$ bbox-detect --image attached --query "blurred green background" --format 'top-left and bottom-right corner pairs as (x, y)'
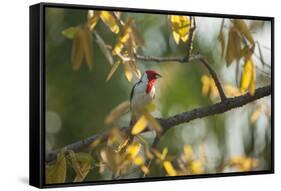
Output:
(45, 7), (272, 180)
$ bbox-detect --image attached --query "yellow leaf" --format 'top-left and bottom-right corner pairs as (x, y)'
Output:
(127, 143), (141, 158)
(239, 46), (250, 59)
(74, 160), (91, 182)
(160, 147), (168, 161)
(107, 128), (124, 146)
(170, 15), (190, 44)
(190, 160), (204, 174)
(201, 75), (211, 96)
(224, 85), (242, 97)
(112, 19), (133, 55)
(241, 158), (258, 171)
(105, 101), (130, 125)
(128, 61), (141, 79)
(82, 26), (94, 70)
(71, 25), (94, 71)
(88, 10), (100, 31)
(201, 75), (219, 99)
(240, 56), (255, 95)
(68, 150), (83, 178)
(249, 62), (256, 96)
(75, 152), (93, 163)
(73, 153), (92, 182)
(225, 27), (241, 66)
(152, 149), (163, 160)
(199, 144), (206, 162)
(172, 31), (180, 44)
(163, 161), (177, 176)
(229, 156), (258, 171)
(234, 19), (255, 45)
(143, 111), (162, 134)
(123, 62), (133, 82)
(133, 155), (144, 165)
(71, 27), (84, 70)
(183, 145), (193, 161)
(106, 60), (121, 82)
(250, 107), (262, 124)
(218, 29), (225, 59)
(100, 11), (120, 34)
(89, 138), (101, 149)
(229, 156), (245, 165)
(140, 165), (149, 175)
(131, 115), (148, 135)
(133, 155), (149, 174)
(100, 148), (122, 173)
(46, 152), (67, 184)
(217, 19), (225, 58)
(117, 137), (130, 152)
(202, 75), (242, 99)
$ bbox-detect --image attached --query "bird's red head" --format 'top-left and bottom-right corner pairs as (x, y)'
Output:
(145, 70), (162, 81)
(144, 70), (162, 94)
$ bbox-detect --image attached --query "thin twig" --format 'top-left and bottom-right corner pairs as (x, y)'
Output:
(135, 53), (227, 102)
(198, 57), (227, 101)
(184, 16), (196, 62)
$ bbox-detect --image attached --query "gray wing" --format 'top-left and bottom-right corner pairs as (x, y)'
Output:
(130, 81), (142, 109)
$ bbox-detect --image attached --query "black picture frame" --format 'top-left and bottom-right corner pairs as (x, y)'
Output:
(30, 2), (274, 188)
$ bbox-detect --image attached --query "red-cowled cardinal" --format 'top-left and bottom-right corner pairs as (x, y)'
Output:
(130, 70), (162, 124)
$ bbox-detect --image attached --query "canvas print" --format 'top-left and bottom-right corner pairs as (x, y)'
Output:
(44, 6), (272, 185)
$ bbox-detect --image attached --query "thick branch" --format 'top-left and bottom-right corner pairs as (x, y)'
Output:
(46, 85), (271, 163)
(159, 85), (271, 131)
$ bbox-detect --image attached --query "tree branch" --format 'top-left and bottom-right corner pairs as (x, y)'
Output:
(135, 53), (227, 102)
(46, 85), (271, 163)
(134, 53), (202, 63)
(198, 57), (227, 101)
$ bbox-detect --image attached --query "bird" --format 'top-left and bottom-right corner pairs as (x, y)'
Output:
(130, 70), (162, 124)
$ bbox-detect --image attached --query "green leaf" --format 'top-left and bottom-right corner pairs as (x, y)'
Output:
(106, 60), (121, 82)
(68, 150), (83, 178)
(71, 27), (84, 70)
(225, 27), (241, 66)
(234, 19), (255, 45)
(62, 27), (78, 39)
(105, 101), (130, 125)
(46, 152), (67, 184)
(81, 26), (94, 70)
(73, 153), (93, 182)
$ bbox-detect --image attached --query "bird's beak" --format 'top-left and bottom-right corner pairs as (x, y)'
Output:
(155, 73), (162, 79)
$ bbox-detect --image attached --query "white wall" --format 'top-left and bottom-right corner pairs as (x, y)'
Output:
(0, 0), (278, 190)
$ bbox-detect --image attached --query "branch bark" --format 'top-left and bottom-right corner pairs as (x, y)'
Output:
(46, 85), (271, 163)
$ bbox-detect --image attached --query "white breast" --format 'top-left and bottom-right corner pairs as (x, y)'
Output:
(131, 80), (155, 117)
